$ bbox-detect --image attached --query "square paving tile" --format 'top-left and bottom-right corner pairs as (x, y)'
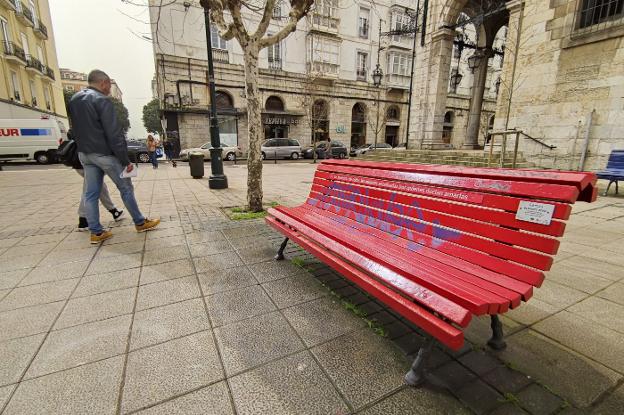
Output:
(532, 280), (589, 309)
(197, 266), (258, 296)
(86, 253), (142, 275)
(136, 276), (200, 311)
(0, 302), (64, 342)
(517, 383), (564, 415)
(135, 382), (234, 415)
(0, 237), (22, 249)
(145, 226), (185, 239)
(0, 269), (29, 290)
(38, 247), (97, 266)
(16, 233), (67, 246)
(228, 351), (348, 415)
(26, 314), (130, 379)
(122, 331), (223, 413)
(73, 268), (140, 298)
(188, 240), (233, 257)
(556, 255), (622, 281)
(96, 241), (145, 259)
(2, 242), (58, 258)
(131, 298), (210, 350)
(262, 273), (327, 309)
(17, 261), (89, 287)
(143, 245), (190, 266)
(282, 296), (366, 347)
(358, 387), (469, 415)
(312, 328), (409, 409)
(0, 255), (44, 272)
(204, 285), (276, 327)
(0, 279), (78, 312)
(568, 296), (624, 334)
(0, 334), (44, 386)
(140, 259), (195, 285)
(193, 251), (243, 273)
(248, 260), (306, 283)
(237, 245), (279, 265)
(0, 384), (16, 410)
(214, 311), (305, 376)
(185, 231), (226, 245)
(144, 235), (187, 250)
(3, 356), (124, 414)
(455, 379), (503, 415)
(597, 282), (624, 306)
(55, 287), (136, 329)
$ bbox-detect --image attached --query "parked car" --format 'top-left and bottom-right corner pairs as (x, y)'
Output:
(261, 138), (302, 160)
(393, 143), (407, 150)
(179, 142), (243, 161)
(302, 141), (348, 159)
(127, 140), (164, 163)
(349, 142), (393, 157)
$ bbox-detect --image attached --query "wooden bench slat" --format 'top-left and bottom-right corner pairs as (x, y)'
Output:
(311, 181), (562, 253)
(314, 174), (567, 237)
(316, 171), (573, 220)
(275, 206), (511, 315)
(298, 203), (533, 302)
(266, 217), (466, 350)
(297, 204), (528, 310)
(323, 159), (597, 201)
(266, 212), (471, 327)
(319, 164), (581, 203)
(308, 191), (554, 271)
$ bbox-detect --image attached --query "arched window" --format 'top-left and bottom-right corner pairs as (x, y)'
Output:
(386, 106), (400, 121)
(215, 91), (234, 110)
(265, 96), (285, 112)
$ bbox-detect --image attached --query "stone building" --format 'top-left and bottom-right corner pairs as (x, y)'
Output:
(410, 0), (623, 170)
(60, 68), (124, 102)
(0, 0), (66, 123)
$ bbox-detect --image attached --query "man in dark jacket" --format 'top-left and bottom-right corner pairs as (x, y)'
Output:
(69, 69), (159, 244)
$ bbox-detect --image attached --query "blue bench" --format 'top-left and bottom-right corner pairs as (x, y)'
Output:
(597, 150), (624, 196)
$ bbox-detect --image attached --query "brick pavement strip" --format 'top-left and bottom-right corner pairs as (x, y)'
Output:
(0, 163), (623, 414)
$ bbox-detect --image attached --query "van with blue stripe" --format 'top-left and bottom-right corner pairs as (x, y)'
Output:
(0, 118), (68, 164)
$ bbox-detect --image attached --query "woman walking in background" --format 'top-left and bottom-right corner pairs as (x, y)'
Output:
(147, 134), (158, 169)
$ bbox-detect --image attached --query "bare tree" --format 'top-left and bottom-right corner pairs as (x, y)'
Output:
(199, 0), (314, 212)
(298, 76), (332, 163)
(363, 101), (389, 148)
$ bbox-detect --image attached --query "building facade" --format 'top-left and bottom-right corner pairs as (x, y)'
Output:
(60, 68), (123, 102)
(0, 0), (66, 122)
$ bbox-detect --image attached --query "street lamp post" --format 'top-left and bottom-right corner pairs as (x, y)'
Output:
(202, 5), (228, 189)
(372, 63), (383, 149)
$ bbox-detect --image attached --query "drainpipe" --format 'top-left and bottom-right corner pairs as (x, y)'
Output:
(578, 109), (594, 171)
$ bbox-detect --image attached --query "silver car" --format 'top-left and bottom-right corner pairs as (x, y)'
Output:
(261, 138), (302, 160)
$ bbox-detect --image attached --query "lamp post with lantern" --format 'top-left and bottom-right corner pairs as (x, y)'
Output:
(372, 63), (383, 149)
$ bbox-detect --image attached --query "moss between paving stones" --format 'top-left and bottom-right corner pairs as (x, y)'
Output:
(222, 202), (279, 220)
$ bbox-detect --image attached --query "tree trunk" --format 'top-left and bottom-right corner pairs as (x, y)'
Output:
(243, 45), (264, 212)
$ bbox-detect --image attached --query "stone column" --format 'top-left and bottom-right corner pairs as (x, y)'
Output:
(464, 48), (493, 149)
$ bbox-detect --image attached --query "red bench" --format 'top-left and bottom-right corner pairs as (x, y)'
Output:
(266, 159), (597, 386)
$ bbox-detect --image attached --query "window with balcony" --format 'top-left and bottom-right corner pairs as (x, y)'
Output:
(391, 10), (411, 41)
(358, 8), (370, 38)
(267, 37), (282, 70)
(37, 44), (45, 65)
(210, 25), (227, 50)
(272, 2), (281, 19)
(29, 0), (38, 22)
(43, 85), (52, 110)
(388, 52), (411, 76)
(0, 17), (10, 47)
(578, 0), (623, 28)
(312, 0), (339, 31)
(10, 71), (21, 101)
(29, 79), (37, 106)
(356, 51), (367, 80)
(308, 35), (340, 75)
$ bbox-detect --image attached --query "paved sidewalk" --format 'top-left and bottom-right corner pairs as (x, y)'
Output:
(0, 162), (622, 414)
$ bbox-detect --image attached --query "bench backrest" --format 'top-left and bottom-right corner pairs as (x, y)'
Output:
(606, 150), (624, 170)
(308, 160), (597, 289)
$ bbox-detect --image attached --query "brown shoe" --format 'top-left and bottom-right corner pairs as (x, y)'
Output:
(90, 230), (113, 244)
(135, 218), (161, 233)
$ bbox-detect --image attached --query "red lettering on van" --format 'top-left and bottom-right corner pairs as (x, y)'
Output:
(0, 129), (19, 137)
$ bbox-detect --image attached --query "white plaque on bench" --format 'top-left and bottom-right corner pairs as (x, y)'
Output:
(516, 201), (555, 225)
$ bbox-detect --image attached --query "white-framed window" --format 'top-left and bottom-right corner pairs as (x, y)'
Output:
(43, 85), (52, 110)
(358, 8), (370, 38)
(391, 10), (411, 41)
(310, 36), (340, 65)
(272, 2), (281, 19)
(0, 17), (10, 46)
(578, 0), (624, 28)
(29, 0), (38, 22)
(388, 52), (411, 76)
(29, 79), (37, 106)
(37, 45), (45, 64)
(20, 32), (29, 56)
(10, 71), (21, 101)
(210, 25), (227, 50)
(316, 0), (338, 17)
(267, 36), (282, 69)
(356, 51), (367, 79)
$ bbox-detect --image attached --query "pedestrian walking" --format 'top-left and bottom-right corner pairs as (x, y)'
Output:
(170, 131), (181, 168)
(68, 69), (160, 244)
(163, 139), (173, 162)
(67, 130), (124, 231)
(147, 134), (158, 169)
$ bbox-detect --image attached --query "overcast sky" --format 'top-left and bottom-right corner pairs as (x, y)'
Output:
(49, 0), (154, 139)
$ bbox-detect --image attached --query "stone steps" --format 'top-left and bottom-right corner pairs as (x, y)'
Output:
(357, 150), (535, 169)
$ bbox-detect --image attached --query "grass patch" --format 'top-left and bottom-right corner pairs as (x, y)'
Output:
(291, 257), (306, 268)
(223, 201), (279, 220)
(499, 392), (520, 405)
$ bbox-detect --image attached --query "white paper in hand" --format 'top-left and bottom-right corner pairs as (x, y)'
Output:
(120, 166), (138, 178)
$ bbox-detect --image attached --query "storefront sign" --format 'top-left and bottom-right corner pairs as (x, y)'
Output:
(262, 116), (299, 125)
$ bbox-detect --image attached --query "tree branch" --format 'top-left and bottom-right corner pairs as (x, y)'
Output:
(258, 0), (313, 48)
(253, 0), (276, 40)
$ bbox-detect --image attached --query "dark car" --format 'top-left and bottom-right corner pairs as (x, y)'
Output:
(302, 141), (348, 159)
(127, 140), (163, 163)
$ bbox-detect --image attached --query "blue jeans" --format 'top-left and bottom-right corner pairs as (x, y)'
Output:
(79, 153), (145, 234)
(148, 151), (158, 168)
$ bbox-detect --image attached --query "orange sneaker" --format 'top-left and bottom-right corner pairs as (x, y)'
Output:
(135, 218), (161, 233)
(90, 230), (113, 244)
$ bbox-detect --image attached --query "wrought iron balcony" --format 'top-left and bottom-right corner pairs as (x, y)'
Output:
(307, 61), (339, 78)
(34, 19), (48, 39)
(1, 0), (18, 11)
(212, 49), (229, 63)
(26, 55), (45, 73)
(356, 69), (367, 81)
(44, 66), (55, 80)
(3, 41), (27, 63)
(16, 2), (34, 26)
(268, 59), (282, 70)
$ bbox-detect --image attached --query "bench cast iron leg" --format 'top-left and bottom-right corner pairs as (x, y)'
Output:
(275, 237), (289, 261)
(487, 315), (507, 350)
(405, 336), (435, 386)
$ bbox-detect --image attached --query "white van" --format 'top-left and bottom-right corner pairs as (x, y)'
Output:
(0, 118), (68, 164)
